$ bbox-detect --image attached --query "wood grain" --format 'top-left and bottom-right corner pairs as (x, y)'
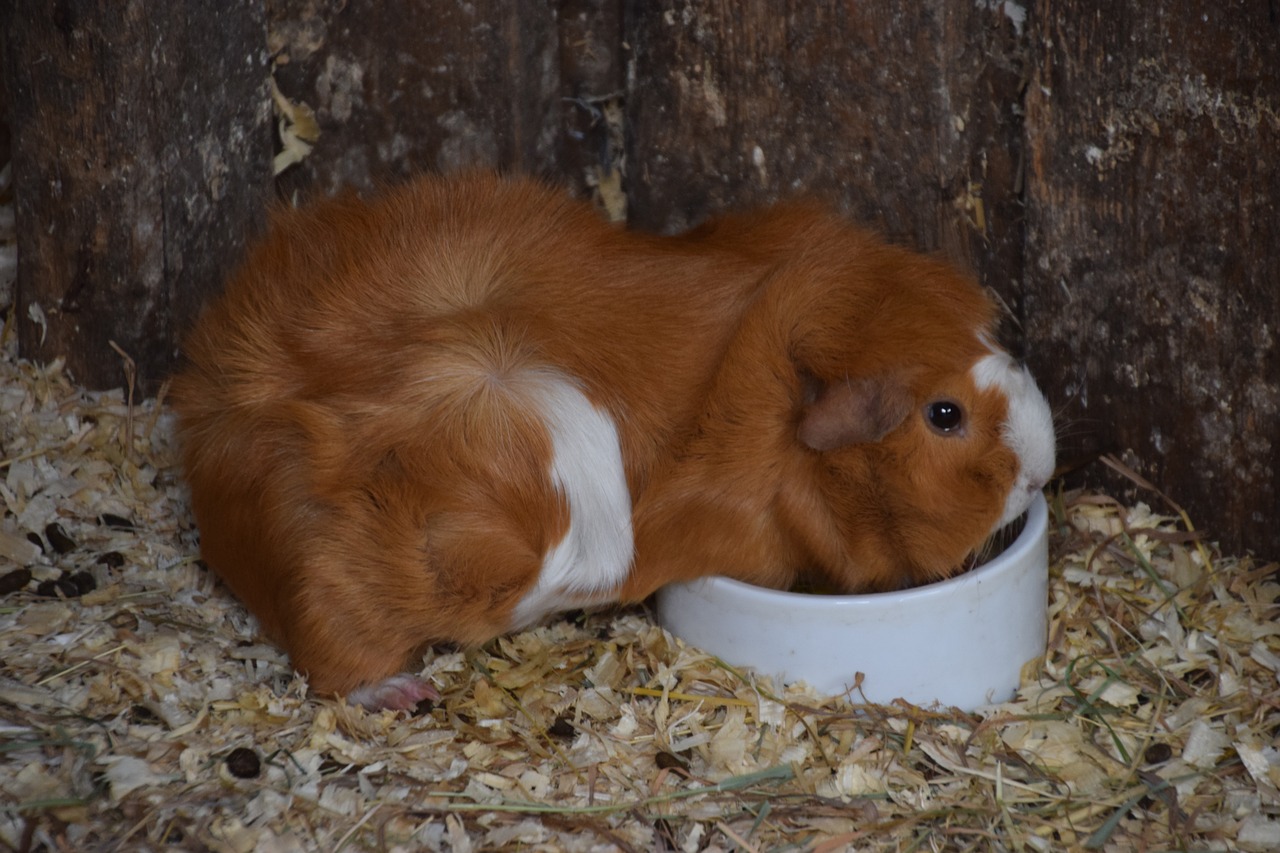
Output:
(3, 0), (273, 394)
(267, 0), (624, 200)
(1023, 1), (1280, 554)
(624, 1), (1030, 334)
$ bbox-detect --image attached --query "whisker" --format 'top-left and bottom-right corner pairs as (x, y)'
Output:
(972, 512), (1028, 570)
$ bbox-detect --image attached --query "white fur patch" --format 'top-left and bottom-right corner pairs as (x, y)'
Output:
(972, 352), (1056, 528)
(510, 375), (634, 627)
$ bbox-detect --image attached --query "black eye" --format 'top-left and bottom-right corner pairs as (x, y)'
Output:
(925, 400), (964, 434)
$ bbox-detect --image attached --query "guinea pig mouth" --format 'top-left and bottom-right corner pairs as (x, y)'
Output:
(967, 511), (1030, 572)
(792, 509), (1033, 594)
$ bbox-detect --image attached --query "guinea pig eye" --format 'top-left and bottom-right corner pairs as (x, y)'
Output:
(925, 400), (965, 435)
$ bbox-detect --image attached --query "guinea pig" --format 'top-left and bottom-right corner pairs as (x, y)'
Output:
(172, 172), (1055, 710)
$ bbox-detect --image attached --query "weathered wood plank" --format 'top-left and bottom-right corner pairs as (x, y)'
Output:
(624, 1), (1031, 332)
(1023, 2), (1280, 555)
(267, 0), (624, 201)
(3, 0), (274, 394)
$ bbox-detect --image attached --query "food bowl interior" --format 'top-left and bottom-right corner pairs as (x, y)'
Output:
(655, 492), (1050, 710)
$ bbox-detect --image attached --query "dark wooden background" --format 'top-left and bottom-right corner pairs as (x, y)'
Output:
(2, 1), (1277, 559)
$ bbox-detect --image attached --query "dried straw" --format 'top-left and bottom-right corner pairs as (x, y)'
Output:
(1, 328), (1277, 852)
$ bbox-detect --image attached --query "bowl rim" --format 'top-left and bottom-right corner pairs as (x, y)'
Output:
(670, 491), (1049, 610)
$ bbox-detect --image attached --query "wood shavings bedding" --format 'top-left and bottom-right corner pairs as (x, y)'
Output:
(1, 333), (1277, 853)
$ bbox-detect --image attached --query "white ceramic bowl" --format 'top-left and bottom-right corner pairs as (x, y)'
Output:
(655, 492), (1049, 710)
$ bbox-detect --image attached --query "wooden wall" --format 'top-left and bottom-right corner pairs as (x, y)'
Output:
(2, 1), (1276, 558)
(2, 2), (274, 391)
(1021, 4), (1280, 560)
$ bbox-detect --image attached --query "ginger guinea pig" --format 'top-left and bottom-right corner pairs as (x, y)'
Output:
(172, 173), (1055, 710)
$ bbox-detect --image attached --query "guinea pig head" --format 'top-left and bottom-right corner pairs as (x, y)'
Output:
(785, 251), (1055, 592)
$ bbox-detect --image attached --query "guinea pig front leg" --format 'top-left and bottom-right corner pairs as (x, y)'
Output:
(621, 468), (802, 601)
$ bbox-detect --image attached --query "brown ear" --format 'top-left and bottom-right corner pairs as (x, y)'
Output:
(798, 376), (913, 451)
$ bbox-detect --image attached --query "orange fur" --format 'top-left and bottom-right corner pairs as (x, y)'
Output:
(173, 173), (1026, 698)
(617, 206), (1020, 596)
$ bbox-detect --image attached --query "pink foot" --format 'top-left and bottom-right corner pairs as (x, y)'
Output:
(345, 674), (441, 711)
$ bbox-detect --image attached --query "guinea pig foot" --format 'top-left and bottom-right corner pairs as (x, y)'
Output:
(345, 674), (442, 712)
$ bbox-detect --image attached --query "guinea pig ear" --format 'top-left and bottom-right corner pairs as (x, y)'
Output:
(797, 375), (913, 451)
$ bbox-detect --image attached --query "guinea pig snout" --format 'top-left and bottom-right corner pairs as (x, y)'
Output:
(974, 357), (1056, 529)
